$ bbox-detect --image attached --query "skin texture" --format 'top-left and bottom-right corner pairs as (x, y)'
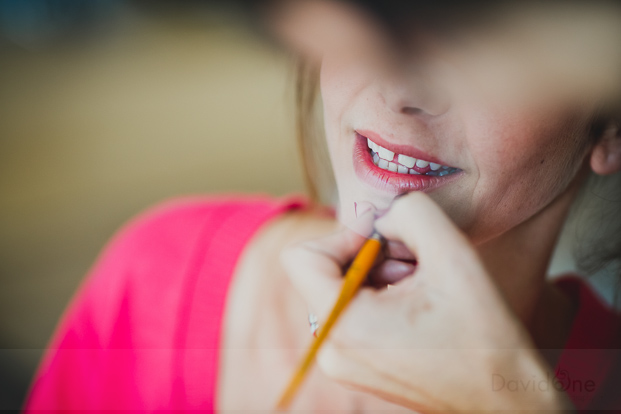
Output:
(282, 195), (574, 412)
(318, 46), (599, 323)
(320, 50), (593, 243)
(279, 49), (620, 412)
(218, 6), (621, 413)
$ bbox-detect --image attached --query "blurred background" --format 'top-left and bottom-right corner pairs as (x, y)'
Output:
(0, 0), (305, 409)
(0, 0), (618, 411)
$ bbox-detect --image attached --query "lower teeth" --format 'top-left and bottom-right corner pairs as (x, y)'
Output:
(426, 170), (453, 176)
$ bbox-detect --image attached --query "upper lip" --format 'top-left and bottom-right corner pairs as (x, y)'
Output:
(356, 129), (452, 167)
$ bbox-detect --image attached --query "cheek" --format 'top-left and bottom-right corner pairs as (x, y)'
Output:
(320, 56), (376, 132)
(320, 61), (348, 167)
(321, 58), (362, 122)
(320, 59), (371, 178)
(462, 110), (587, 242)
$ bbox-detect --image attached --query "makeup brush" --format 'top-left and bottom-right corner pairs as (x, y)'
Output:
(275, 231), (384, 411)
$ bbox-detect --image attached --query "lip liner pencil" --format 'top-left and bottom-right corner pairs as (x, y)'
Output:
(275, 231), (384, 411)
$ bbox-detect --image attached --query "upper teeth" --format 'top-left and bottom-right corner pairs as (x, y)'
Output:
(397, 153), (416, 168)
(367, 138), (454, 176)
(377, 146), (394, 161)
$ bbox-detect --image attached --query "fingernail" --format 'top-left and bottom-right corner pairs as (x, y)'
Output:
(347, 201), (377, 237)
(355, 201), (376, 218)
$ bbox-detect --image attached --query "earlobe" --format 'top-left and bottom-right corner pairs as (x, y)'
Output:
(590, 123), (621, 175)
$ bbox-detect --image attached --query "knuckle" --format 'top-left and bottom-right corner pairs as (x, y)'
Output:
(316, 341), (347, 380)
(389, 192), (428, 220)
(279, 243), (306, 273)
(331, 290), (375, 347)
(329, 322), (352, 349)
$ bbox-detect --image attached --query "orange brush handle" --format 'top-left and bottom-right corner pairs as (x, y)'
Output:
(275, 233), (383, 411)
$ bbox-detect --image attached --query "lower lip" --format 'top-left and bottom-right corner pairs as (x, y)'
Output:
(352, 133), (463, 194)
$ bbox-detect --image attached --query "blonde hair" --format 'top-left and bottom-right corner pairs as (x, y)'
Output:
(294, 61), (334, 204)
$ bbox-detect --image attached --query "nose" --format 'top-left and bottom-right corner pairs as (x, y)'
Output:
(379, 65), (450, 117)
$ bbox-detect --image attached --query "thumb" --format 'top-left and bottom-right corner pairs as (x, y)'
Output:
(374, 192), (484, 288)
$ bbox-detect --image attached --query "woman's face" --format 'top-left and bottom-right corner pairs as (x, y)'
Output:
(320, 49), (594, 245)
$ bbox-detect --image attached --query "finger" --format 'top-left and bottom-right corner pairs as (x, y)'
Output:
(280, 208), (375, 321)
(374, 192), (483, 285)
(349, 200), (377, 237)
(375, 192), (470, 258)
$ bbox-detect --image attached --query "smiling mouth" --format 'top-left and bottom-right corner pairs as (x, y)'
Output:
(366, 137), (460, 176)
(352, 131), (463, 194)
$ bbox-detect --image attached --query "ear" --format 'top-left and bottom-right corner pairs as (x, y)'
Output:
(590, 121), (621, 175)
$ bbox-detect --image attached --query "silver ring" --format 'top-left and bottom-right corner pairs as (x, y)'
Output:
(308, 312), (319, 337)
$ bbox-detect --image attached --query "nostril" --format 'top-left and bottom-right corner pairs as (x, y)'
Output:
(380, 73), (450, 117)
(402, 107), (425, 116)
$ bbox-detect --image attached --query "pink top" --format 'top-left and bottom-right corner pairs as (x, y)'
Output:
(23, 194), (621, 412)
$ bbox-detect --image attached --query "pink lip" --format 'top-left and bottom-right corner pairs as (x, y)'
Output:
(356, 129), (449, 166)
(352, 132), (463, 194)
